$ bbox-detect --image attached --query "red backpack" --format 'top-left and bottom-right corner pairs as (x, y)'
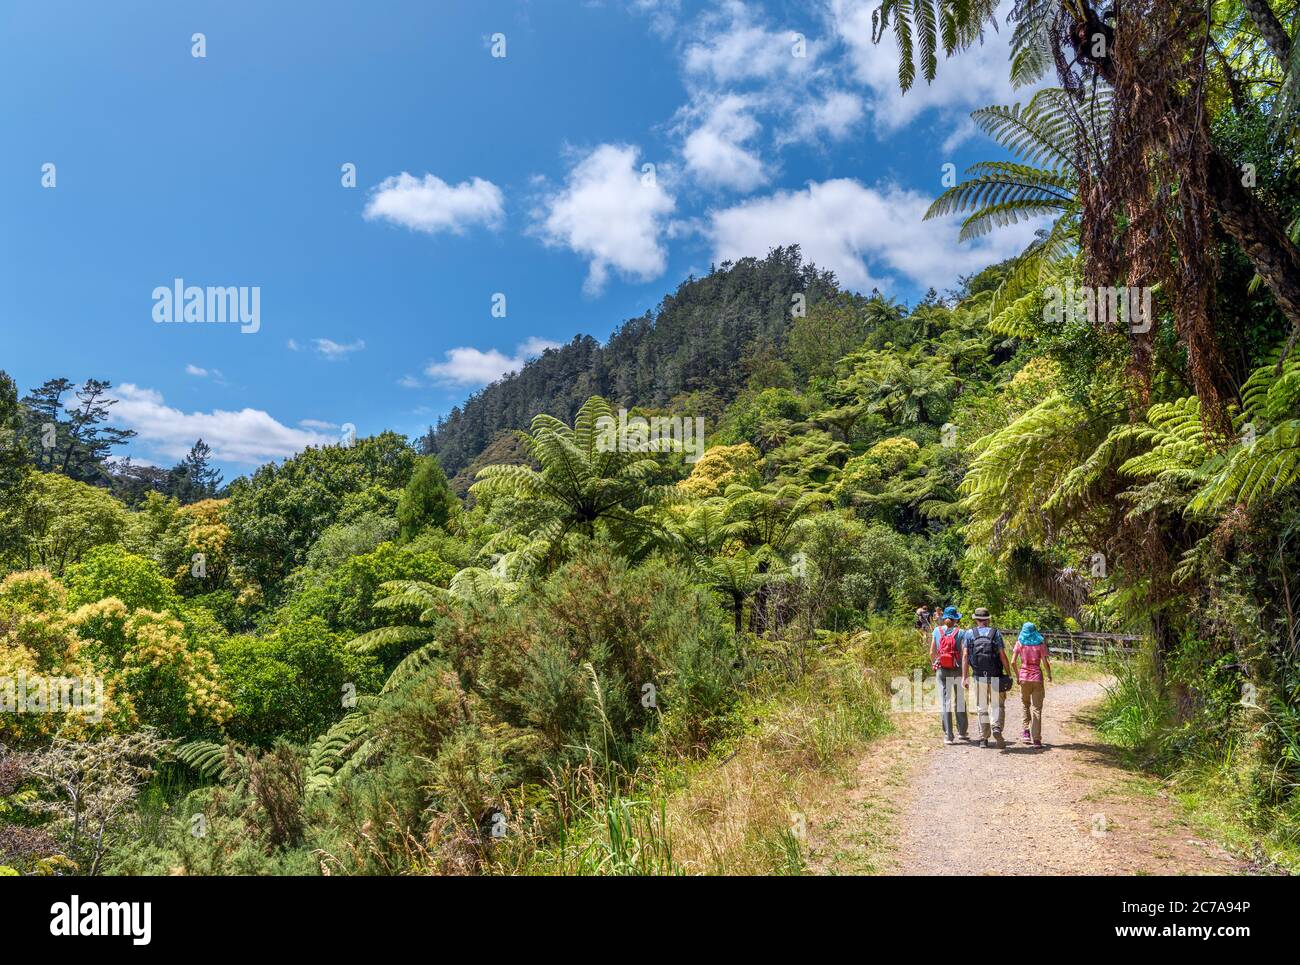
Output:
(936, 626), (962, 669)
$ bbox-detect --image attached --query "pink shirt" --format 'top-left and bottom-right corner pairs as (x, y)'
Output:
(1016, 643), (1046, 682)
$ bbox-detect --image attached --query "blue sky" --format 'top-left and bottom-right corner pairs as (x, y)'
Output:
(0, 0), (1042, 479)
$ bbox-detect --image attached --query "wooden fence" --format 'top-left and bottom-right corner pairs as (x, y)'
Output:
(997, 629), (1143, 662)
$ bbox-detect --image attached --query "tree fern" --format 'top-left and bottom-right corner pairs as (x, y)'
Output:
(960, 392), (1095, 549)
(174, 740), (238, 783)
(871, 0), (1001, 92)
(1192, 350), (1300, 512)
(470, 396), (676, 573)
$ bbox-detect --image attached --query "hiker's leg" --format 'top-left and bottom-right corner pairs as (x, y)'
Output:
(938, 671), (954, 740)
(975, 677), (991, 739)
(1031, 681), (1044, 743)
(1021, 683), (1032, 734)
(954, 675), (969, 738)
(993, 685), (1006, 737)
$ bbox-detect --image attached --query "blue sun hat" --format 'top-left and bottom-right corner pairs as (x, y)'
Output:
(1019, 622), (1044, 646)
(942, 605), (962, 621)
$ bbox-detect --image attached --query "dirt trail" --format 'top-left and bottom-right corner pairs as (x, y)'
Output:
(811, 675), (1243, 876)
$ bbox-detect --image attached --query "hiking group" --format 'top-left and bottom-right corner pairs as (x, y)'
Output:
(915, 605), (1053, 749)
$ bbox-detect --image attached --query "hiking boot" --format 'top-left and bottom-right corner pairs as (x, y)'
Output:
(978, 738), (989, 748)
(994, 732), (1006, 749)
(1032, 740), (1043, 747)
(944, 737), (955, 745)
(1021, 729), (1031, 742)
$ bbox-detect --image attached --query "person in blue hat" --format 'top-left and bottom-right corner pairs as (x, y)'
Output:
(1011, 622), (1053, 746)
(930, 605), (968, 744)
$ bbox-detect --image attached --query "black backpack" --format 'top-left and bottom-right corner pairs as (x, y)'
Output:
(967, 627), (1002, 675)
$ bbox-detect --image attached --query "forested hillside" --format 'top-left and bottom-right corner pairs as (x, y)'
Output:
(422, 247), (843, 476)
(4, 0), (1300, 877)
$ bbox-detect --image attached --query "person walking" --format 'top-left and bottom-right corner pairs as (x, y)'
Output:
(914, 606), (932, 649)
(930, 606), (968, 744)
(962, 607), (1011, 748)
(1012, 622), (1053, 746)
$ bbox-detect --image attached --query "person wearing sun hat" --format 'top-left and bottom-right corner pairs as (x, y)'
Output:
(1012, 622), (1053, 746)
(962, 607), (1011, 748)
(930, 605), (969, 744)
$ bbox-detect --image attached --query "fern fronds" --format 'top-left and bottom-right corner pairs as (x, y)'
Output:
(174, 740), (233, 781)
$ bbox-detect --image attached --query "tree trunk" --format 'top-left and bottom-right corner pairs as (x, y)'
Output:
(1068, 5), (1300, 340)
(1241, 0), (1292, 65)
(1207, 150), (1300, 331)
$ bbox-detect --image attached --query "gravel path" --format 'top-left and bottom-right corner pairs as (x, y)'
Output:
(842, 676), (1245, 876)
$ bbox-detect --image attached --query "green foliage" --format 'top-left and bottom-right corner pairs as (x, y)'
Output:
(0, 471), (130, 575)
(472, 396), (675, 573)
(397, 455), (457, 540)
(64, 545), (180, 613)
(223, 431), (417, 596)
(217, 618), (382, 746)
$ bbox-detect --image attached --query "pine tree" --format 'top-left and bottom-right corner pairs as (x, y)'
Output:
(172, 439), (223, 504)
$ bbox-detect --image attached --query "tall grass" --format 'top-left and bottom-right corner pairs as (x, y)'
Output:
(486, 627), (898, 875)
(1095, 645), (1300, 871)
(1096, 648), (1169, 751)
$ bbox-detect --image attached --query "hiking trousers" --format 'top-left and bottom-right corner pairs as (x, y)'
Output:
(972, 675), (1006, 739)
(1020, 679), (1044, 742)
(937, 668), (967, 740)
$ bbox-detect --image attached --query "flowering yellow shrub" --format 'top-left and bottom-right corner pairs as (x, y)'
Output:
(678, 444), (760, 499)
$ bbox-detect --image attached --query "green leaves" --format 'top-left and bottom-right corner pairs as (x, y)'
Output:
(470, 397), (675, 574)
(1192, 350), (1300, 513)
(872, 0), (1000, 92)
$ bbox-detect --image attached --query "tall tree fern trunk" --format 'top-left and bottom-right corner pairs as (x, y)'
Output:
(1240, 0), (1292, 65)
(1208, 151), (1300, 340)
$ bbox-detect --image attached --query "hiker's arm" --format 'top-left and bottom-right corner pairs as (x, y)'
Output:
(1042, 652), (1053, 683)
(1011, 643), (1021, 678)
(961, 642), (969, 684)
(999, 646), (1012, 676)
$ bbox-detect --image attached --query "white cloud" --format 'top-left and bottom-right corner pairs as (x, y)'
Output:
(185, 364), (226, 383)
(707, 177), (1046, 292)
(298, 418), (338, 431)
(828, 0), (1026, 138)
(681, 95), (769, 192)
(424, 337), (560, 387)
(364, 172), (505, 235)
(787, 88), (865, 143)
(536, 144), (675, 295)
(112, 384), (337, 466)
(313, 338), (366, 360)
(684, 0), (818, 84)
(666, 3), (863, 197)
(625, 0), (681, 37)
(287, 339), (301, 352)
(397, 374), (422, 389)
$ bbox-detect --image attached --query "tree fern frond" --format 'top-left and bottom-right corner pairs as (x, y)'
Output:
(174, 740), (238, 783)
(346, 624), (438, 655)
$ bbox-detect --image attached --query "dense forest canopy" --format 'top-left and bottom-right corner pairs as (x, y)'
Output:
(3, 0), (1300, 876)
(422, 247), (844, 477)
